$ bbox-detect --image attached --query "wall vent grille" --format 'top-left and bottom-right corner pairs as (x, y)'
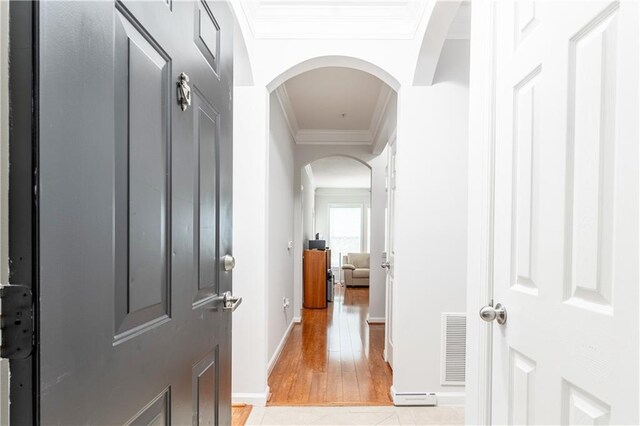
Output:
(441, 313), (466, 386)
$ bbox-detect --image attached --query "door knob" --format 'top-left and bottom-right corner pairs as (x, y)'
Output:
(479, 303), (507, 325)
(223, 254), (235, 271)
(381, 262), (390, 269)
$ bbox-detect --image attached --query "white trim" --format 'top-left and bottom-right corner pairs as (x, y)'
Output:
(274, 84), (299, 139)
(373, 127), (396, 156)
(433, 392), (466, 406)
(293, 316), (301, 324)
(369, 85), (392, 137)
(390, 387), (465, 407)
(295, 129), (372, 145)
(237, 1), (430, 41)
(366, 316), (385, 324)
(466, 2), (497, 425)
(368, 85), (393, 150)
(267, 319), (295, 376)
(232, 387), (270, 406)
(413, 1), (463, 86)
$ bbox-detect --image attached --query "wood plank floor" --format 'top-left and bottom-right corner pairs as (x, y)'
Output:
(268, 285), (393, 406)
(231, 403), (252, 426)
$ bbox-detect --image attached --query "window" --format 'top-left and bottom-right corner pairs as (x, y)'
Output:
(329, 205), (362, 267)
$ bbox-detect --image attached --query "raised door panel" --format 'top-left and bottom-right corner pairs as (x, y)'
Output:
(192, 88), (220, 307)
(511, 67), (541, 296)
(564, 5), (619, 315)
(113, 5), (171, 342)
(192, 349), (219, 426)
(562, 381), (611, 425)
(508, 349), (536, 425)
(126, 389), (171, 426)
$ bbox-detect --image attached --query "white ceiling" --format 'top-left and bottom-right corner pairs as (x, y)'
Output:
(239, 0), (431, 40)
(309, 156), (371, 189)
(286, 67), (383, 130)
(276, 67), (393, 146)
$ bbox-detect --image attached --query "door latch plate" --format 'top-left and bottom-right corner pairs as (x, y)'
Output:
(1, 285), (34, 359)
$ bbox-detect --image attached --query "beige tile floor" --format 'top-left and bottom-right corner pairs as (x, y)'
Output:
(245, 405), (464, 425)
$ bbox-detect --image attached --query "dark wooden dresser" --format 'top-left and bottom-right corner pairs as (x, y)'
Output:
(303, 249), (329, 309)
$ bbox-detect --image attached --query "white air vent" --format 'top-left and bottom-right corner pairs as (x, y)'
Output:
(441, 313), (466, 386)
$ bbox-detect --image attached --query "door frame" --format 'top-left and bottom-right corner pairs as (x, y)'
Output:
(6, 1), (39, 424)
(0, 0), (11, 423)
(465, 1), (496, 425)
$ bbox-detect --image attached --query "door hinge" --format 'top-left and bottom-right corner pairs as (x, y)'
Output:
(1, 285), (34, 359)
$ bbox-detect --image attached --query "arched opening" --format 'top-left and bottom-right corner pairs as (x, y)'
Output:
(266, 55), (401, 93)
(264, 59), (397, 406)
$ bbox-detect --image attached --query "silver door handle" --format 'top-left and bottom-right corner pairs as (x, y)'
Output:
(212, 291), (243, 312)
(479, 303), (507, 325)
(223, 254), (235, 271)
(381, 262), (390, 269)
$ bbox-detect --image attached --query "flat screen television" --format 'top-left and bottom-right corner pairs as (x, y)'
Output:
(308, 239), (326, 250)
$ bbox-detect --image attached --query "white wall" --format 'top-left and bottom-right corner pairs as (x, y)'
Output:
(232, 86), (270, 404)
(392, 40), (470, 397)
(368, 148), (388, 322)
(301, 167), (315, 249)
(266, 92), (296, 363)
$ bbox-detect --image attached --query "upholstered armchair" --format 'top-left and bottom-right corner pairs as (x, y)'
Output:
(341, 253), (370, 287)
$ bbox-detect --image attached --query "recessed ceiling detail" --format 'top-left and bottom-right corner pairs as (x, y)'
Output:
(239, 0), (430, 39)
(275, 67), (394, 147)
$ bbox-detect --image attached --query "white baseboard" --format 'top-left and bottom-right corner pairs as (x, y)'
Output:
(434, 392), (466, 406)
(293, 316), (301, 323)
(232, 387), (270, 406)
(267, 319), (295, 376)
(390, 386), (465, 406)
(366, 316), (385, 324)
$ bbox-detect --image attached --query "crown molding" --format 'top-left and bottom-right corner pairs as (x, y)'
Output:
(239, 0), (430, 40)
(296, 129), (372, 145)
(274, 84), (299, 139)
(369, 85), (393, 152)
(276, 75), (395, 148)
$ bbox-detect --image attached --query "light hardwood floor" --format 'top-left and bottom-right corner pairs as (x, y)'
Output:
(232, 404), (253, 426)
(268, 285), (393, 406)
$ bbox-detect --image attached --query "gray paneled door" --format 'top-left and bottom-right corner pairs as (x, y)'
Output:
(37, 0), (235, 424)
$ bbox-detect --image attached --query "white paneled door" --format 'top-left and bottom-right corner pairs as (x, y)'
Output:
(384, 137), (397, 369)
(489, 1), (638, 424)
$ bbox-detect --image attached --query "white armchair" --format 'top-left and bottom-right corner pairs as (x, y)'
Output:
(341, 253), (370, 287)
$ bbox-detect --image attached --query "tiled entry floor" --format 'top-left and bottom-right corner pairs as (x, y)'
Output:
(245, 405), (464, 425)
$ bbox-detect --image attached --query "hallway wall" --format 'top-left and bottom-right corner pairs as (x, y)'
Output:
(301, 166), (315, 249)
(393, 40), (470, 398)
(368, 149), (388, 323)
(232, 86), (270, 403)
(267, 92), (296, 364)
